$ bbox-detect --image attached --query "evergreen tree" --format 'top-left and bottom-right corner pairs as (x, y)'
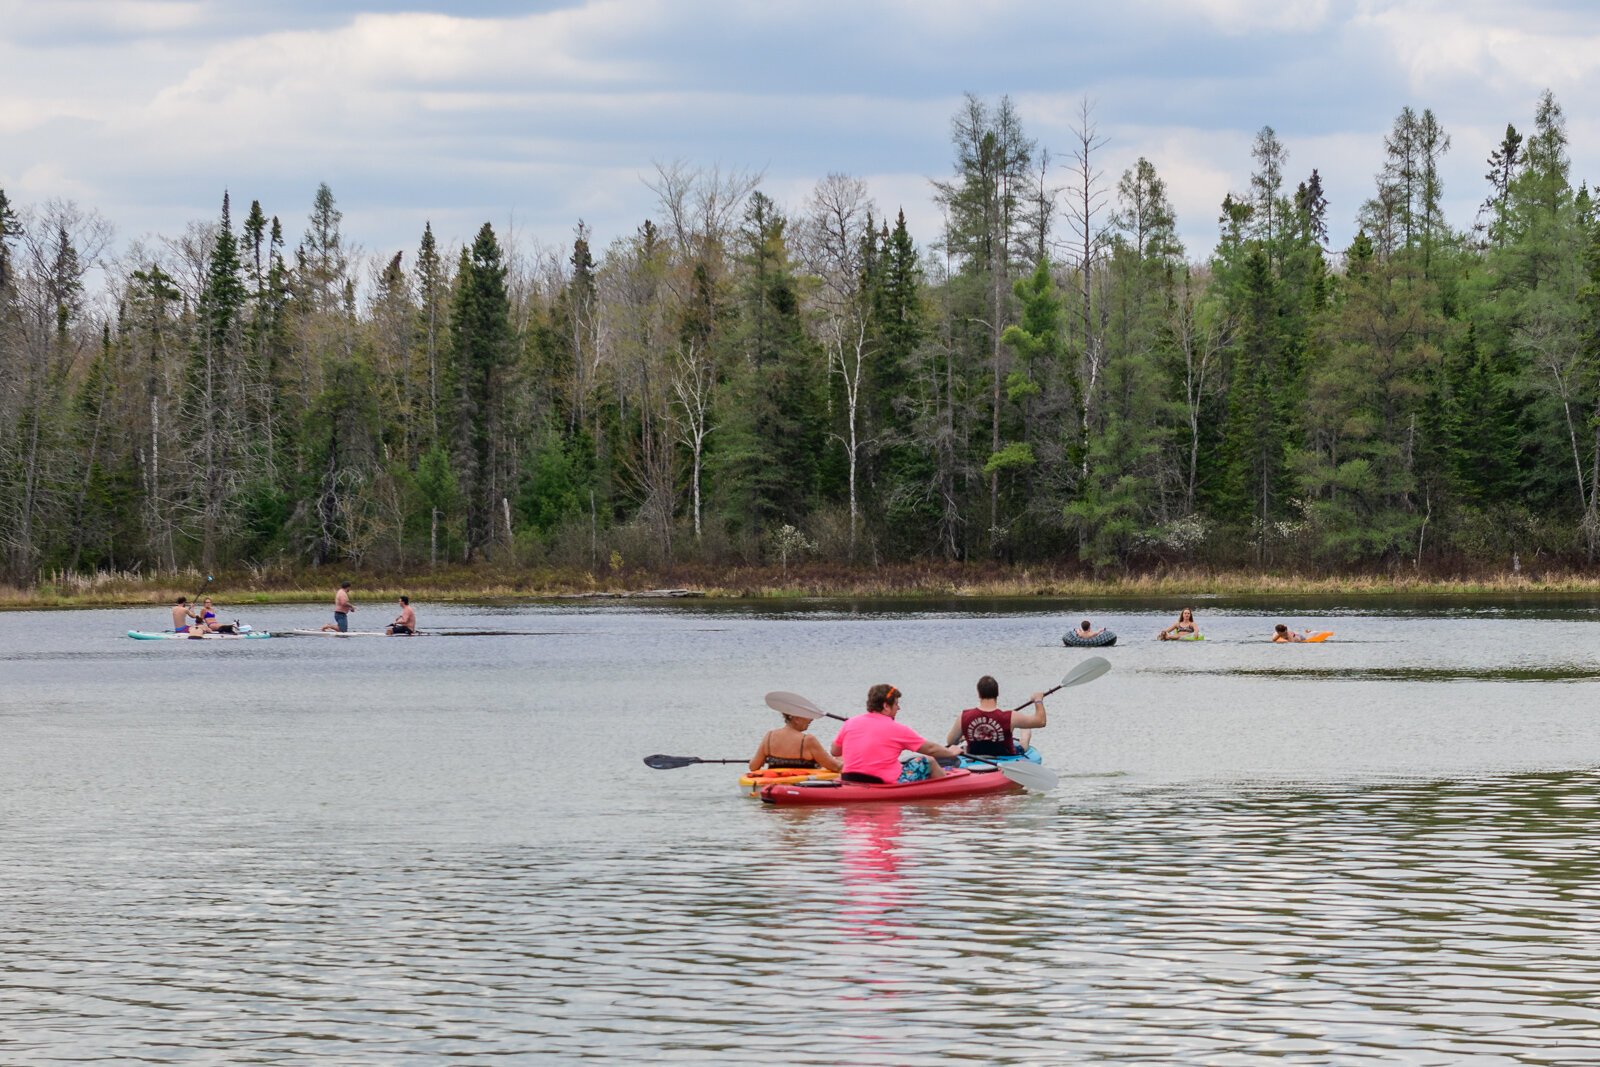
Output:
(710, 192), (824, 540)
(449, 222), (515, 558)
(414, 221), (449, 448)
(1482, 124), (1524, 248)
(0, 186), (19, 292)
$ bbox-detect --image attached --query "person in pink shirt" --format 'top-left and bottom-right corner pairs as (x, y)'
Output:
(830, 684), (961, 784)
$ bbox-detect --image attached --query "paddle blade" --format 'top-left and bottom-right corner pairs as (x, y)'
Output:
(1061, 656), (1111, 688)
(644, 754), (701, 770)
(996, 759), (1059, 792)
(765, 691), (830, 720)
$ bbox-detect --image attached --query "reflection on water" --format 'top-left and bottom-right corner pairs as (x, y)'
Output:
(6, 773), (1600, 1063)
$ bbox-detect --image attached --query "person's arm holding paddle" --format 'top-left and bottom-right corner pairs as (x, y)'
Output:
(1008, 690), (1047, 750)
(945, 717), (965, 748)
(1011, 692), (1047, 730)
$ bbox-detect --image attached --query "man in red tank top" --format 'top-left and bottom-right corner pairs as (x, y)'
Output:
(945, 676), (1047, 757)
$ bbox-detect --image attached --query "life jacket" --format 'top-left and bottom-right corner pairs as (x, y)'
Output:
(960, 706), (1015, 756)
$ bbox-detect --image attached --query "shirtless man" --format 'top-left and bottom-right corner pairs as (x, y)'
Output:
(387, 595), (417, 637)
(171, 597), (201, 635)
(321, 581), (355, 632)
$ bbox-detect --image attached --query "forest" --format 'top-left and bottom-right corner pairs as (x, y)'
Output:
(2, 90), (1598, 585)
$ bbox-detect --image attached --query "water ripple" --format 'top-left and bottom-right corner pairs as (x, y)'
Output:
(5, 773), (1600, 1063)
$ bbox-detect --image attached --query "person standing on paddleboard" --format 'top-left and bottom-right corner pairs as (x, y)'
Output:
(322, 581), (355, 632)
(831, 684), (960, 784)
(945, 675), (1046, 757)
(387, 596), (417, 636)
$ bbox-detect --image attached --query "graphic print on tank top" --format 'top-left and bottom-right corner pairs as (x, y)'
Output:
(961, 707), (1014, 756)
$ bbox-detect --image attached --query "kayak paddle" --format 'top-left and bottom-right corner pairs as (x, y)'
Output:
(644, 754), (750, 770)
(766, 656), (1110, 721)
(764, 691), (845, 721)
(761, 691), (1058, 792)
(1010, 655), (1111, 709)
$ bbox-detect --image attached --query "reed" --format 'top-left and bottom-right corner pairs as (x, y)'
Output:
(4, 561), (1600, 609)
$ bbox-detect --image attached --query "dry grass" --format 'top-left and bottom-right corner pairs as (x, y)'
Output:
(6, 560), (1600, 610)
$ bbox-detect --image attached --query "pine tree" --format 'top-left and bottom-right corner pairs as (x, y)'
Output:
(710, 192), (824, 539)
(1482, 124), (1523, 248)
(414, 221), (449, 448)
(449, 222), (515, 558)
(0, 186), (19, 292)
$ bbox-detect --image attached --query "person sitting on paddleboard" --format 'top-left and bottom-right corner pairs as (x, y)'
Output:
(171, 596), (202, 635)
(197, 597), (235, 634)
(387, 596), (417, 637)
(1158, 607), (1199, 641)
(749, 712), (842, 775)
(1272, 623), (1308, 643)
(945, 675), (1046, 757)
(831, 684), (959, 784)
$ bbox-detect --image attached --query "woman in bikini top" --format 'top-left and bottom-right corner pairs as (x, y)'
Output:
(749, 713), (842, 773)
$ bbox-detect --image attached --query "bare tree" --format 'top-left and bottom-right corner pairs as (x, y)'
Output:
(801, 173), (877, 548)
(647, 162), (760, 539)
(1168, 267), (1229, 512)
(1065, 97), (1111, 447)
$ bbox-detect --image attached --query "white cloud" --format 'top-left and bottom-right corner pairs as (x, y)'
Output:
(1359, 3), (1600, 95)
(1140, 0), (1334, 34)
(4, 0), (1600, 273)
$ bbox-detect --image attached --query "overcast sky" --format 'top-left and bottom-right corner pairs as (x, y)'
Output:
(5, 0), (1599, 271)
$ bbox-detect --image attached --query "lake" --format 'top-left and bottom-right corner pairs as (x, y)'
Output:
(3, 596), (1599, 1063)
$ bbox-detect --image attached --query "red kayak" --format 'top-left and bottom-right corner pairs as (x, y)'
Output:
(760, 767), (1022, 806)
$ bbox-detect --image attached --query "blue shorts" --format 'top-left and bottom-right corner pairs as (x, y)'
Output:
(175, 626), (191, 633)
(897, 756), (933, 783)
(334, 612), (348, 633)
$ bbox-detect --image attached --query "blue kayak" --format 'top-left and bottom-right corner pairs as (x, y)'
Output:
(958, 746), (1041, 770)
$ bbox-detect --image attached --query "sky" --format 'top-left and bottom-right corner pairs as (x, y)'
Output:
(4, 0), (1600, 273)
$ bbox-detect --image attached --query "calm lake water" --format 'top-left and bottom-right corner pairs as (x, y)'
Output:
(3, 596), (1599, 1064)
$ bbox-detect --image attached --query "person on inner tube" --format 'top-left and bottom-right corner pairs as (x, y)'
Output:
(945, 675), (1046, 759)
(831, 684), (959, 784)
(1158, 606), (1199, 640)
(748, 710), (842, 775)
(1074, 619), (1105, 640)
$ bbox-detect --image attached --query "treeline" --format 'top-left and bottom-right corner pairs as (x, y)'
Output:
(2, 90), (1598, 582)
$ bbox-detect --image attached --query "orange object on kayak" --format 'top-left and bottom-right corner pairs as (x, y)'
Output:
(738, 768), (840, 794)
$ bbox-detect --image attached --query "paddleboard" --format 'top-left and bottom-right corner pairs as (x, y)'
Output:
(281, 629), (404, 637)
(127, 630), (272, 640)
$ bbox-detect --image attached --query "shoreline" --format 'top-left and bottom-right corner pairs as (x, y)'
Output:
(7, 563), (1600, 610)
